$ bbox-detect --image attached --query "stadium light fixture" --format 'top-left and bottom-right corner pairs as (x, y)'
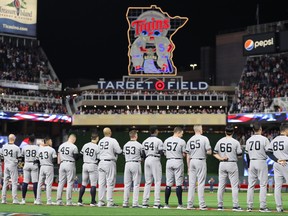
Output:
(190, 63), (197, 70)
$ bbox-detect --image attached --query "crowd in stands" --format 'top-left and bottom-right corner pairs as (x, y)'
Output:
(1, 88), (62, 100)
(0, 99), (67, 114)
(230, 54), (288, 113)
(76, 107), (225, 115)
(0, 37), (49, 83)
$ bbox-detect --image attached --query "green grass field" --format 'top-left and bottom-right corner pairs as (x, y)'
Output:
(0, 189), (286, 215)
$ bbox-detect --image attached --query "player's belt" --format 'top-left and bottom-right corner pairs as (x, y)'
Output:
(168, 158), (182, 160)
(191, 158), (205, 160)
(126, 160), (141, 162)
(220, 160), (237, 162)
(41, 164), (53, 166)
(102, 159), (115, 162)
(84, 162), (97, 164)
(251, 158), (266, 160)
(25, 161), (34, 163)
(62, 160), (75, 162)
(147, 155), (160, 158)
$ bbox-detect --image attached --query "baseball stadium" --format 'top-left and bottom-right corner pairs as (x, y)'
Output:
(0, 1), (288, 216)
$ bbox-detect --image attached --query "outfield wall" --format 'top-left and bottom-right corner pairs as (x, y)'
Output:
(72, 114), (227, 126)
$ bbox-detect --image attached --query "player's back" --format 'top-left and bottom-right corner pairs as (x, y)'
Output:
(142, 136), (163, 157)
(186, 134), (210, 159)
(38, 146), (57, 166)
(214, 136), (241, 161)
(1, 143), (21, 165)
(245, 134), (269, 160)
(164, 136), (186, 159)
(98, 136), (122, 160)
(58, 141), (78, 162)
(268, 135), (288, 159)
(22, 144), (39, 162)
(81, 142), (99, 163)
(123, 140), (142, 162)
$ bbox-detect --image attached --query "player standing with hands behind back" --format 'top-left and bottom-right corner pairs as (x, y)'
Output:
(55, 134), (79, 206)
(1, 134), (21, 204)
(142, 126), (164, 209)
(21, 135), (39, 204)
(122, 130), (143, 208)
(77, 132), (100, 206)
(245, 122), (271, 212)
(186, 125), (211, 210)
(97, 127), (122, 207)
(213, 125), (243, 211)
(266, 123), (288, 213)
(35, 137), (57, 205)
(163, 127), (186, 209)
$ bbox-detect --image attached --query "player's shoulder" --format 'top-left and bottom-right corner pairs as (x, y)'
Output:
(231, 137), (240, 144)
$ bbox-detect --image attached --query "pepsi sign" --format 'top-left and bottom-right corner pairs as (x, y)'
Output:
(243, 32), (276, 56)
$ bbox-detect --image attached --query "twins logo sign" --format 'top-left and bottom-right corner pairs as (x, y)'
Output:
(127, 5), (188, 76)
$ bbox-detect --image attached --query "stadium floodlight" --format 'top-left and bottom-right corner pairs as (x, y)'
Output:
(190, 63), (197, 70)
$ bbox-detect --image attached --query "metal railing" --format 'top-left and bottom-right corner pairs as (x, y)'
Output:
(76, 93), (227, 103)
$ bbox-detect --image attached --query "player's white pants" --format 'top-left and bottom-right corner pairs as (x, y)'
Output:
(82, 163), (98, 187)
(123, 161), (141, 206)
(142, 156), (162, 206)
(273, 162), (288, 209)
(23, 162), (39, 183)
(56, 161), (76, 204)
(247, 160), (268, 209)
(217, 162), (240, 208)
(36, 165), (54, 203)
(187, 159), (207, 208)
(2, 163), (18, 203)
(98, 160), (116, 205)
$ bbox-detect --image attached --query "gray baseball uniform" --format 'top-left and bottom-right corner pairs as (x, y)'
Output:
(214, 136), (242, 208)
(266, 135), (288, 210)
(186, 134), (211, 208)
(56, 141), (78, 205)
(245, 134), (269, 209)
(98, 136), (122, 206)
(22, 144), (40, 183)
(123, 140), (142, 207)
(80, 142), (100, 187)
(1, 143), (21, 203)
(164, 136), (186, 187)
(142, 136), (164, 206)
(36, 145), (57, 204)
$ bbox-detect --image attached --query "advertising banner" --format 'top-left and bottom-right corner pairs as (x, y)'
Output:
(243, 32), (276, 56)
(0, 0), (37, 37)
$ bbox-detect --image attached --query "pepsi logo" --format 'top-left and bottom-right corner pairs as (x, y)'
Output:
(244, 39), (254, 51)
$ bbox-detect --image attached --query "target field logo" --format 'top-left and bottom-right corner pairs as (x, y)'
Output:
(155, 80), (165, 90)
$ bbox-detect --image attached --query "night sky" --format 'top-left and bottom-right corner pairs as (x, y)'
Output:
(36, 1), (288, 86)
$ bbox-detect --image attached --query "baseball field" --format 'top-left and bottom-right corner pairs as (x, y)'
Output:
(0, 189), (286, 215)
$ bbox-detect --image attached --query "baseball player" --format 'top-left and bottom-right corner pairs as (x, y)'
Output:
(55, 134), (79, 206)
(1, 134), (21, 204)
(245, 122), (271, 212)
(142, 126), (164, 208)
(163, 127), (186, 209)
(21, 135), (40, 204)
(122, 130), (143, 208)
(77, 132), (100, 206)
(266, 123), (288, 213)
(185, 125), (211, 210)
(98, 127), (122, 207)
(34, 137), (57, 205)
(213, 125), (243, 211)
